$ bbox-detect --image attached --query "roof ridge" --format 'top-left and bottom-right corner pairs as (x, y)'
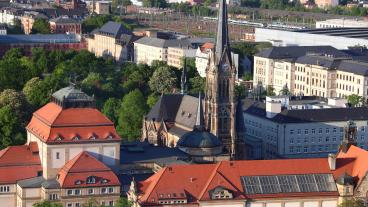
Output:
(198, 162), (221, 200)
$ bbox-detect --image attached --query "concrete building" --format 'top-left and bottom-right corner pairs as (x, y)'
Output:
(21, 11), (48, 34)
(0, 34), (86, 57)
(167, 46), (196, 68)
(316, 18), (368, 28)
(94, 1), (111, 14)
(87, 21), (134, 62)
(243, 96), (368, 160)
(49, 16), (81, 34)
(128, 142), (368, 207)
(253, 46), (368, 100)
(255, 27), (368, 49)
(0, 86), (121, 207)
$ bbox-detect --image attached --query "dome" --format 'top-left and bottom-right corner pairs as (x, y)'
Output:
(177, 130), (222, 148)
(336, 172), (354, 185)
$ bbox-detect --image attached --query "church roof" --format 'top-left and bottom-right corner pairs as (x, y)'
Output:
(177, 130), (222, 148)
(57, 151), (120, 188)
(146, 94), (184, 122)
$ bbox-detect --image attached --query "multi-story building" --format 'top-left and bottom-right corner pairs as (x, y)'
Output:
(316, 18), (368, 28)
(0, 86), (121, 207)
(243, 95), (368, 160)
(253, 46), (368, 100)
(0, 34), (86, 57)
(0, 8), (23, 26)
(133, 36), (191, 66)
(167, 46), (196, 68)
(95, 1), (111, 14)
(21, 11), (48, 34)
(49, 16), (81, 34)
(128, 141), (368, 207)
(87, 21), (134, 62)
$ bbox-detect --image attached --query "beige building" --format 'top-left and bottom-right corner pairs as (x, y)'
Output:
(88, 1), (111, 14)
(134, 36), (192, 66)
(0, 86), (121, 207)
(253, 46), (368, 101)
(167, 46), (196, 68)
(87, 21), (133, 62)
(21, 11), (48, 34)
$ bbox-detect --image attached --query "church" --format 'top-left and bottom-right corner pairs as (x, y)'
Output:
(141, 0), (246, 161)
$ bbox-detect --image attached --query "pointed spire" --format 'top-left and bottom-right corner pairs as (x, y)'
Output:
(194, 92), (205, 131)
(215, 0), (231, 64)
(181, 57), (188, 94)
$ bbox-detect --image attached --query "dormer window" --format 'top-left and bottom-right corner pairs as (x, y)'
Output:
(106, 134), (114, 139)
(86, 176), (96, 184)
(210, 186), (233, 200)
(75, 180), (82, 185)
(55, 136), (63, 141)
(101, 179), (109, 184)
(89, 135), (96, 140)
(73, 136), (80, 141)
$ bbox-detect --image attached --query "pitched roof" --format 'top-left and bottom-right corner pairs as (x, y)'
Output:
(26, 102), (120, 143)
(98, 21), (132, 39)
(0, 145), (41, 184)
(134, 37), (191, 48)
(49, 16), (79, 24)
(243, 99), (368, 123)
(146, 94), (184, 122)
(57, 151), (120, 188)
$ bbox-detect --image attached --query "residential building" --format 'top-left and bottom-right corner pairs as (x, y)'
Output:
(0, 8), (23, 26)
(55, 0), (86, 10)
(49, 16), (81, 34)
(255, 27), (368, 49)
(243, 96), (368, 159)
(142, 0), (246, 160)
(316, 18), (368, 28)
(94, 1), (111, 14)
(0, 25), (7, 35)
(0, 34), (86, 57)
(21, 11), (48, 34)
(253, 46), (368, 100)
(0, 86), (121, 207)
(128, 142), (368, 207)
(133, 37), (191, 66)
(167, 46), (196, 68)
(87, 21), (134, 62)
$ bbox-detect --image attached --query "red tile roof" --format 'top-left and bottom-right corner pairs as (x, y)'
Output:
(57, 151), (120, 188)
(26, 102), (120, 143)
(0, 145), (41, 184)
(138, 146), (368, 205)
(200, 42), (214, 52)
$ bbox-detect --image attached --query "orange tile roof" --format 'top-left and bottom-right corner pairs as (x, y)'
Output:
(57, 151), (120, 188)
(200, 42), (214, 52)
(0, 145), (41, 184)
(138, 146), (368, 205)
(26, 102), (121, 143)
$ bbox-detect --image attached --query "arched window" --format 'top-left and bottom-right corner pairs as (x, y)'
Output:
(86, 176), (96, 184)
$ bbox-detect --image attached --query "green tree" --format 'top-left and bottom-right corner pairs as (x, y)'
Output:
(279, 84), (291, 96)
(338, 198), (365, 207)
(235, 84), (247, 99)
(143, 0), (167, 7)
(115, 198), (132, 207)
(347, 94), (363, 107)
(266, 85), (275, 96)
(149, 65), (177, 94)
(189, 76), (205, 94)
(82, 15), (112, 33)
(0, 89), (32, 125)
(102, 98), (121, 124)
(0, 106), (24, 149)
(118, 89), (147, 141)
(31, 18), (50, 34)
(242, 72), (252, 81)
(33, 200), (63, 207)
(23, 77), (49, 108)
(146, 93), (159, 109)
(7, 19), (23, 34)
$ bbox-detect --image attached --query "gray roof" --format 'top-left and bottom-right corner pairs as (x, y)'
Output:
(98, 21), (132, 39)
(17, 176), (44, 188)
(297, 27), (368, 40)
(134, 36), (191, 48)
(256, 46), (349, 60)
(120, 142), (190, 166)
(243, 99), (368, 123)
(338, 60), (368, 76)
(177, 130), (222, 148)
(295, 55), (341, 69)
(42, 179), (60, 189)
(52, 86), (93, 103)
(174, 95), (199, 128)
(146, 94), (184, 122)
(49, 16), (79, 24)
(0, 34), (80, 44)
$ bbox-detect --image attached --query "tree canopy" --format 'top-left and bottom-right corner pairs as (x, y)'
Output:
(31, 18), (50, 34)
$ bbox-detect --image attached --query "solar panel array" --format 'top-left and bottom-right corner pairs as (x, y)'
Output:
(241, 174), (337, 194)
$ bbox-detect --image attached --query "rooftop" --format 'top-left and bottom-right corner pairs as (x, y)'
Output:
(0, 34), (81, 44)
(296, 27), (368, 40)
(134, 36), (191, 48)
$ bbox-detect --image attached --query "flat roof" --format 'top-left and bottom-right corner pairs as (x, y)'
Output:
(296, 27), (368, 40)
(0, 34), (80, 44)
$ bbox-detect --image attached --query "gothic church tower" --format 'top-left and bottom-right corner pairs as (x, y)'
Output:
(204, 0), (239, 159)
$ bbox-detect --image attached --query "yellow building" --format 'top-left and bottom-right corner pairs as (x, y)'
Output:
(87, 21), (133, 62)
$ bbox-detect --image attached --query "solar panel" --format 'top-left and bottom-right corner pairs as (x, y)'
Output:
(241, 174), (337, 195)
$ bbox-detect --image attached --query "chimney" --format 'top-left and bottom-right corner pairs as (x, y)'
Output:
(328, 153), (336, 171)
(266, 101), (281, 119)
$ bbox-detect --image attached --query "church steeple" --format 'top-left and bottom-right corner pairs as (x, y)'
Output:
(215, 0), (232, 65)
(181, 57), (188, 95)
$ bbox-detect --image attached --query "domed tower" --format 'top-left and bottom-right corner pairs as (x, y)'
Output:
(177, 93), (223, 162)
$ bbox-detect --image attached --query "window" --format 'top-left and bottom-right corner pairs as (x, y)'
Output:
(101, 188), (107, 194)
(326, 128), (330, 134)
(326, 137), (329, 142)
(319, 128), (322, 134)
(304, 146), (308, 153)
(305, 129), (308, 135)
(290, 130), (294, 134)
(297, 129), (301, 135)
(333, 128), (336, 133)
(361, 127), (365, 132)
(361, 135), (365, 140)
(67, 190), (73, 196)
(311, 129), (315, 134)
(74, 189), (80, 195)
(67, 204), (72, 207)
(56, 152), (60, 160)
(75, 203), (80, 207)
(0, 186), (10, 193)
(108, 187), (114, 193)
(109, 201), (114, 206)
(290, 138), (294, 144)
(88, 188), (94, 195)
(49, 194), (58, 200)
